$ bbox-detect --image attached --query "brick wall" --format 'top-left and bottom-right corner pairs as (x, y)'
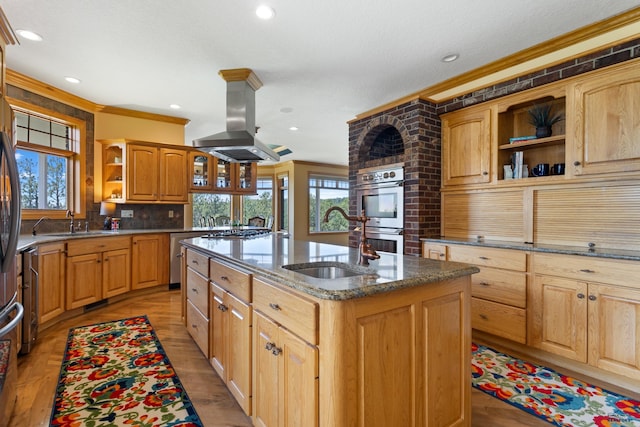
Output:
(348, 37), (640, 256)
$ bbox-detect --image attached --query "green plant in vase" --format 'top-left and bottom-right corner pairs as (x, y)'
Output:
(527, 103), (564, 138)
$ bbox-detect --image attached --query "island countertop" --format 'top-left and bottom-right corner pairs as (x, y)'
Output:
(181, 234), (479, 301)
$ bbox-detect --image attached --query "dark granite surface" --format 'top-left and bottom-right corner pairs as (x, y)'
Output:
(421, 237), (640, 261)
(181, 235), (479, 301)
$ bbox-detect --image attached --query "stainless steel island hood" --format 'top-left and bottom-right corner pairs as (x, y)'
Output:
(193, 68), (280, 162)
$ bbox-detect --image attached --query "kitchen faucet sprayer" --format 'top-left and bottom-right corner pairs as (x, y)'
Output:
(323, 206), (380, 266)
(32, 216), (50, 235)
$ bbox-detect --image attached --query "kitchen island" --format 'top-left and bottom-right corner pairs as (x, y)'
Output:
(181, 234), (478, 427)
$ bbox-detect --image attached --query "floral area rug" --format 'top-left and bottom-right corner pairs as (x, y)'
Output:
(50, 315), (203, 426)
(472, 342), (640, 426)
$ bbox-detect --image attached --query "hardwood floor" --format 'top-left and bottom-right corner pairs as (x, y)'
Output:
(9, 288), (551, 426)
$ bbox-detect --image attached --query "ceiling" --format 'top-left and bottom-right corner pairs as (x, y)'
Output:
(2, 1), (639, 166)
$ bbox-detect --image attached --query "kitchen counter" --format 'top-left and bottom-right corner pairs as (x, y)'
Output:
(181, 234), (479, 300)
(421, 236), (640, 261)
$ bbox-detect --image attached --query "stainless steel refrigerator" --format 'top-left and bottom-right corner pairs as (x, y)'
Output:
(0, 98), (23, 427)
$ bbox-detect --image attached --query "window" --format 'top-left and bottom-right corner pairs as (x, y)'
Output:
(278, 174), (288, 232)
(243, 177), (273, 224)
(192, 193), (231, 226)
(309, 174), (349, 232)
(13, 105), (84, 218)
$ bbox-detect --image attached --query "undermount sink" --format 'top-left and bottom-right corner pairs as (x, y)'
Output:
(282, 262), (373, 279)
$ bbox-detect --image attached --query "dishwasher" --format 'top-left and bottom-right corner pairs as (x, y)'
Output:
(169, 232), (208, 287)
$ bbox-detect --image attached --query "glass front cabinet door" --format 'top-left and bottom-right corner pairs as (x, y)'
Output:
(189, 151), (213, 192)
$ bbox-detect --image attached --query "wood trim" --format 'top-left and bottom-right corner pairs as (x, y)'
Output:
(0, 7), (17, 45)
(218, 68), (263, 91)
(7, 69), (190, 125)
(352, 6), (640, 122)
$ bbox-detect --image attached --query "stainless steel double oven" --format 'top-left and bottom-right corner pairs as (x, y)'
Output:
(355, 164), (404, 254)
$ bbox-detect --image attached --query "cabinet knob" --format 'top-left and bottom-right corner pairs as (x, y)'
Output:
(577, 293), (585, 299)
(271, 347), (282, 356)
(482, 171), (488, 175)
(479, 314), (488, 320)
(265, 342), (275, 351)
(269, 303), (281, 311)
(588, 294), (597, 301)
(574, 161), (581, 166)
(220, 275), (229, 281)
(217, 303), (228, 312)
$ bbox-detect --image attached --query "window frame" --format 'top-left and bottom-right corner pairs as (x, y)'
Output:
(241, 175), (274, 225)
(9, 97), (86, 220)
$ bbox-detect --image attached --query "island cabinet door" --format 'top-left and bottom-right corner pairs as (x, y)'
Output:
(253, 311), (280, 427)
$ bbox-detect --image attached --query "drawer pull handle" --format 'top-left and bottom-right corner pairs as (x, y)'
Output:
(191, 259), (199, 264)
(217, 303), (228, 312)
(588, 294), (597, 301)
(478, 282), (490, 287)
(271, 347), (283, 356)
(479, 314), (488, 320)
(220, 275), (230, 281)
(269, 303), (281, 311)
(191, 324), (197, 329)
(577, 293), (585, 299)
(478, 256), (489, 260)
(439, 253), (445, 258)
(579, 269), (595, 273)
(265, 342), (275, 351)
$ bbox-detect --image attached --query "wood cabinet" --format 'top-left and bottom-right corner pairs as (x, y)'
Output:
(185, 248), (209, 356)
(572, 60), (640, 176)
(189, 151), (213, 192)
(530, 252), (640, 380)
(210, 258), (253, 415)
(99, 140), (188, 203)
(66, 236), (131, 309)
(448, 245), (527, 344)
(441, 106), (491, 186)
(188, 152), (258, 194)
(252, 277), (318, 427)
(132, 234), (169, 290)
(37, 242), (66, 324)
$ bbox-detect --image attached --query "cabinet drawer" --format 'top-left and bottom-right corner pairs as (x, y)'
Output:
(186, 249), (209, 277)
(449, 245), (527, 272)
(533, 253), (640, 288)
(186, 268), (209, 316)
(472, 267), (527, 308)
(253, 277), (318, 345)
(66, 236), (131, 256)
(471, 297), (526, 344)
(186, 299), (209, 357)
(210, 258), (251, 303)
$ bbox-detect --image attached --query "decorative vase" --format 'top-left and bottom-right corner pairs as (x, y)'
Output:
(536, 126), (552, 138)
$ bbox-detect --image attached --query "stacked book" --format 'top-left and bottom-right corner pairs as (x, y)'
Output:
(509, 135), (537, 144)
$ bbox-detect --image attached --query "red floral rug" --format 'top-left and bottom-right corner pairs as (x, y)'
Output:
(50, 315), (203, 426)
(472, 342), (640, 426)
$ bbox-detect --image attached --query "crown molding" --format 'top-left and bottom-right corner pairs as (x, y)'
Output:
(6, 68), (189, 125)
(353, 6), (640, 121)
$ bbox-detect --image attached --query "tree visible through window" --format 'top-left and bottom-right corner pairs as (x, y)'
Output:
(15, 109), (75, 211)
(192, 193), (231, 226)
(309, 175), (349, 232)
(243, 177), (273, 224)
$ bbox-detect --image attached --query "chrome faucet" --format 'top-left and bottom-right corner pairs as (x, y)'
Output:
(323, 207), (380, 266)
(32, 216), (50, 236)
(66, 210), (75, 234)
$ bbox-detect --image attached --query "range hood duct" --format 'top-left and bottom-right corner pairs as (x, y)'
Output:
(193, 68), (280, 163)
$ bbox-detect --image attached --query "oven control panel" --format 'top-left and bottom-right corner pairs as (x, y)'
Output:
(357, 167), (404, 186)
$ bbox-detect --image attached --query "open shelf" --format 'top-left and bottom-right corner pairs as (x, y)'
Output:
(499, 134), (565, 150)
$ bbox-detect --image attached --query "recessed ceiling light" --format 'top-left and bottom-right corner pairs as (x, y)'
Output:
(16, 29), (43, 41)
(441, 53), (460, 63)
(169, 104), (181, 109)
(64, 76), (80, 84)
(289, 126), (298, 131)
(256, 5), (275, 20)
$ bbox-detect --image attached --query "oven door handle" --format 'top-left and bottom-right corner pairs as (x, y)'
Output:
(0, 301), (24, 336)
(357, 181), (403, 189)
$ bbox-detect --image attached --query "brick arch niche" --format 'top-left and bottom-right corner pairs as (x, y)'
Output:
(348, 102), (442, 255)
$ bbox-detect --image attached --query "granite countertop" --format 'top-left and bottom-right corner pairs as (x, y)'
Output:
(181, 235), (479, 301)
(16, 227), (247, 251)
(421, 237), (640, 262)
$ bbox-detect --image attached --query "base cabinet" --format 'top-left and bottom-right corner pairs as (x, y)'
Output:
(132, 234), (169, 289)
(530, 253), (640, 380)
(37, 243), (66, 324)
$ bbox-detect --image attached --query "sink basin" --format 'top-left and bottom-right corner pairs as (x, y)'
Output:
(282, 262), (373, 279)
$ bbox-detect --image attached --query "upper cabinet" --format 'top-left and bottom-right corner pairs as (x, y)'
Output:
(571, 61), (640, 176)
(441, 106), (491, 186)
(99, 139), (188, 204)
(190, 152), (257, 195)
(440, 58), (640, 189)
